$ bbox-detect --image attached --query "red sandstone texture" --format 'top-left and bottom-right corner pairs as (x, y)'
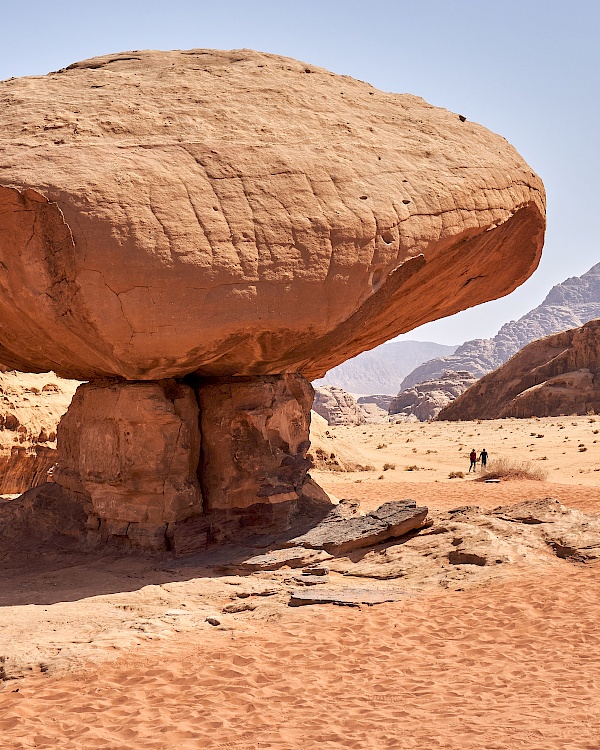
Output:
(0, 49), (544, 381)
(0, 49), (546, 540)
(439, 319), (600, 420)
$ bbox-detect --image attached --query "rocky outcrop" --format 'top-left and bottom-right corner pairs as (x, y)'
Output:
(314, 341), (457, 395)
(313, 386), (366, 426)
(0, 372), (78, 494)
(389, 370), (478, 421)
(53, 380), (203, 549)
(357, 395), (392, 423)
(0, 49), (545, 546)
(438, 319), (600, 420)
(402, 262), (600, 388)
(197, 375), (318, 510)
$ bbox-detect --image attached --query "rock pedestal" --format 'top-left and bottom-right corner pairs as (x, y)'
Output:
(196, 375), (315, 510)
(54, 379), (203, 549)
(53, 374), (323, 548)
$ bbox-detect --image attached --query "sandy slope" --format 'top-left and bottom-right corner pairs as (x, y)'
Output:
(1, 416), (600, 749)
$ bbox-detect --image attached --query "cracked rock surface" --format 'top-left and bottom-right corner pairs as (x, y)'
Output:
(0, 48), (544, 381)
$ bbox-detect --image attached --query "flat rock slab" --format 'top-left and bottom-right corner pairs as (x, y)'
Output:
(235, 546), (333, 572)
(289, 587), (406, 607)
(285, 500), (429, 555)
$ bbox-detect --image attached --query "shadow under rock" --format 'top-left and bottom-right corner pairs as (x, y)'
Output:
(0, 482), (335, 607)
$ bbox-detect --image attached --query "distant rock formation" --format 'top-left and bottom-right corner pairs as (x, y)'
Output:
(313, 386), (367, 426)
(314, 341), (457, 395)
(357, 395), (393, 423)
(389, 370), (478, 422)
(401, 262), (600, 389)
(439, 319), (600, 420)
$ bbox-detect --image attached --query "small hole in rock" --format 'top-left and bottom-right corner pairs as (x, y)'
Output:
(402, 199), (411, 205)
(381, 231), (394, 244)
(359, 195), (368, 200)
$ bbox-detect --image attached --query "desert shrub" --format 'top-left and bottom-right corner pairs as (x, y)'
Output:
(477, 457), (548, 482)
(404, 464), (419, 471)
(579, 447), (588, 452)
(376, 443), (387, 449)
(448, 471), (464, 479)
(383, 463), (396, 471)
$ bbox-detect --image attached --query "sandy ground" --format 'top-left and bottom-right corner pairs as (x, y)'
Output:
(1, 416), (600, 749)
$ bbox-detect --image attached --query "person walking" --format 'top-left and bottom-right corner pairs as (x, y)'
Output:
(479, 448), (488, 468)
(469, 448), (477, 473)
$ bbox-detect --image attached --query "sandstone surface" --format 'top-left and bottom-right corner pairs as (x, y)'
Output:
(0, 48), (545, 542)
(402, 261), (600, 388)
(0, 49), (544, 381)
(0, 371), (77, 493)
(389, 370), (478, 421)
(438, 319), (600, 420)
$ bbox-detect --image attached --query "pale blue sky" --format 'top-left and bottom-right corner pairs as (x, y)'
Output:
(2, 0), (599, 345)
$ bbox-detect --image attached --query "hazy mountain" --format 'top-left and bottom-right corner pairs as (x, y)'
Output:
(313, 341), (457, 396)
(401, 261), (600, 389)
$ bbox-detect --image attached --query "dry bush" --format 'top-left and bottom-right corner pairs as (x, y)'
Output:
(448, 470), (464, 479)
(477, 457), (548, 482)
(404, 464), (419, 471)
(383, 463), (396, 471)
(376, 443), (387, 449)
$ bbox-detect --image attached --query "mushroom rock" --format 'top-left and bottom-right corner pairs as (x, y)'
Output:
(0, 49), (546, 548)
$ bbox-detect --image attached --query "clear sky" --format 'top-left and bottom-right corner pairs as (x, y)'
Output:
(2, 0), (599, 345)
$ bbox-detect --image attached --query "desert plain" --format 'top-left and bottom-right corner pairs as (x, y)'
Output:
(1, 414), (599, 750)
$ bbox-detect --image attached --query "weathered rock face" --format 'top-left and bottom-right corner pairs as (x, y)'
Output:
(54, 380), (202, 545)
(196, 375), (317, 510)
(0, 49), (544, 381)
(0, 49), (545, 544)
(313, 386), (366, 426)
(402, 261), (600, 389)
(0, 371), (78, 493)
(389, 370), (478, 422)
(356, 395), (392, 423)
(438, 320), (600, 420)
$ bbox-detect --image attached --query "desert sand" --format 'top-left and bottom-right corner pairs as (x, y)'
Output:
(1, 415), (599, 749)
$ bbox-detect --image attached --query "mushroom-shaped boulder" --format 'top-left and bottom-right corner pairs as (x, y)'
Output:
(0, 50), (545, 548)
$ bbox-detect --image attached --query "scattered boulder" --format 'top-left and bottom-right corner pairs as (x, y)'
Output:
(234, 547), (332, 572)
(389, 370), (478, 421)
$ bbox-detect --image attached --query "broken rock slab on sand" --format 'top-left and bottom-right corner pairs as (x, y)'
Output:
(285, 499), (430, 556)
(289, 586), (406, 607)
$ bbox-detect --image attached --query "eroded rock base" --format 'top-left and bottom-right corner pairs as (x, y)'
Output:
(53, 379), (203, 550)
(50, 374), (329, 550)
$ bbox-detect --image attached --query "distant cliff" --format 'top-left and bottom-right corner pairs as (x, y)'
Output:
(438, 319), (600, 420)
(401, 262), (600, 389)
(314, 340), (457, 395)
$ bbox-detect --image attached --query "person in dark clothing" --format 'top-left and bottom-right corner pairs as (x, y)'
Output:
(469, 448), (477, 473)
(480, 448), (488, 468)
